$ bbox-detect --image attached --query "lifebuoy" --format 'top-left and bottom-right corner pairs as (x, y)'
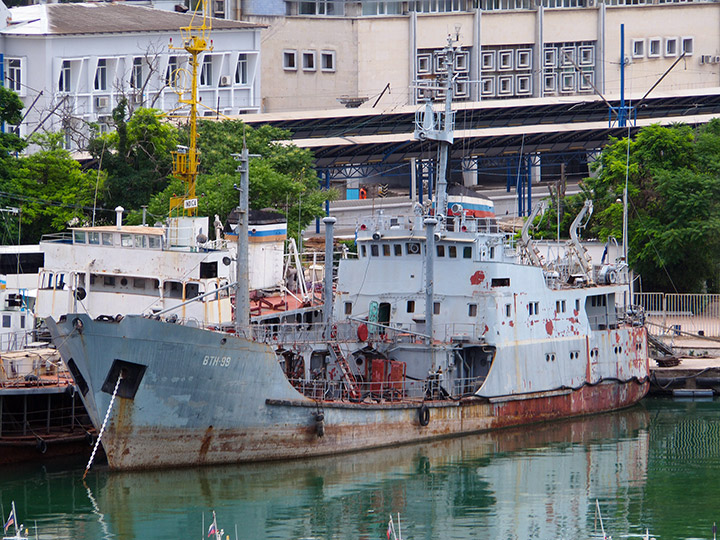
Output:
(418, 404), (430, 427)
(330, 325), (338, 339)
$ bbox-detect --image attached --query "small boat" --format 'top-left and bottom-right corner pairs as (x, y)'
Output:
(2, 502), (28, 540)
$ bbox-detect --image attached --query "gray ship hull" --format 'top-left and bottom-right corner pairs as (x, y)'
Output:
(47, 314), (648, 470)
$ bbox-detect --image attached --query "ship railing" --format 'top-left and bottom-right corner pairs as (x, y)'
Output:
(251, 321), (359, 344)
(289, 375), (484, 402)
(0, 330), (37, 352)
(40, 232), (73, 244)
(357, 214), (502, 235)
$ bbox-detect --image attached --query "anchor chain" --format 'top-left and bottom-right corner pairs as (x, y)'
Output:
(83, 372), (122, 479)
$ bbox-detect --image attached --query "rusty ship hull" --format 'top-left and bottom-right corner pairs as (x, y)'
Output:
(47, 314), (648, 470)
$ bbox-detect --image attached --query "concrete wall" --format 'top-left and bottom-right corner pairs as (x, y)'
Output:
(253, 2), (720, 112)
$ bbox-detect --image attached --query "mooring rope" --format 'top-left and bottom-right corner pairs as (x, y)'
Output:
(83, 372), (122, 480)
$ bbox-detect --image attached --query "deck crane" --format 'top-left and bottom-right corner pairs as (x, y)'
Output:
(168, 0), (213, 217)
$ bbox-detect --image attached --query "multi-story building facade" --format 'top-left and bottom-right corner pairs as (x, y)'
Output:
(239, 0), (720, 112)
(0, 2), (263, 150)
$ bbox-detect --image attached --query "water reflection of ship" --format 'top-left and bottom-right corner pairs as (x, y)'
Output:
(93, 406), (649, 540)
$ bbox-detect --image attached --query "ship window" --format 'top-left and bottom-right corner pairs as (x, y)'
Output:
(468, 304), (477, 316)
(406, 242), (421, 255)
(104, 276), (115, 287)
(2, 315), (10, 328)
(448, 246), (457, 258)
(407, 300), (415, 313)
(120, 277), (128, 287)
(436, 245), (445, 257)
(370, 244), (379, 257)
(529, 301), (539, 315)
(505, 303), (511, 317)
(344, 302), (352, 315)
(463, 246), (472, 258)
(148, 235), (161, 249)
(575, 299), (580, 311)
(361, 245), (367, 257)
(383, 244), (391, 256)
(186, 282), (200, 299)
(200, 261), (218, 279)
(74, 231), (86, 244)
(121, 234), (133, 247)
(490, 246), (495, 259)
(491, 278), (510, 287)
(556, 300), (566, 313)
(433, 302), (440, 315)
(102, 233), (113, 246)
(133, 278), (146, 289)
(394, 244), (402, 256)
(164, 281), (183, 299)
(134, 235), (147, 248)
(88, 232), (100, 245)
(20, 315), (25, 328)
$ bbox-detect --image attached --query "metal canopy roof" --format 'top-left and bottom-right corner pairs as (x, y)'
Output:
(239, 90), (720, 171)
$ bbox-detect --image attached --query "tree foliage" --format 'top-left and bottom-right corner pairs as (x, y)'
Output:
(535, 121), (720, 292)
(140, 119), (331, 240)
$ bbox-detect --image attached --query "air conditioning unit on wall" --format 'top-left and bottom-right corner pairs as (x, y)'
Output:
(219, 75), (231, 87)
(95, 96), (109, 109)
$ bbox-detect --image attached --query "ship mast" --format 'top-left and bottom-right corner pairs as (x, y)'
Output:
(168, 0), (213, 217)
(414, 34), (457, 226)
(414, 35), (457, 343)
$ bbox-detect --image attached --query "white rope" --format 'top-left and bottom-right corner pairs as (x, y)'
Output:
(83, 372), (122, 479)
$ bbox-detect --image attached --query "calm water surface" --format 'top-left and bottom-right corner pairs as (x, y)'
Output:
(1, 397), (719, 540)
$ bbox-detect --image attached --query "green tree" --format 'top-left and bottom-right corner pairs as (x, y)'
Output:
(143, 120), (331, 240)
(536, 123), (720, 292)
(3, 133), (104, 243)
(88, 101), (177, 213)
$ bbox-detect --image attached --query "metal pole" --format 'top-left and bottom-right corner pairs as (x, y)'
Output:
(322, 217), (336, 328)
(234, 147), (250, 336)
(424, 217), (437, 344)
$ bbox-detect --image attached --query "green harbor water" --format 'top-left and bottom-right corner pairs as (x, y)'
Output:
(1, 397), (719, 540)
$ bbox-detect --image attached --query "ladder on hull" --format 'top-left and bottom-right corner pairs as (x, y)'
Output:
(328, 342), (361, 400)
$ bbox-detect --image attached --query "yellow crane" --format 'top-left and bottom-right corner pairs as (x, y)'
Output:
(168, 0), (213, 217)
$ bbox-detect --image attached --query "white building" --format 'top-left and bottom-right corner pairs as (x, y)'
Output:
(236, 0), (720, 113)
(0, 2), (263, 150)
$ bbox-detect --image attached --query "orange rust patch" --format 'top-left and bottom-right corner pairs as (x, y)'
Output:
(199, 425), (214, 461)
(470, 271), (485, 285)
(545, 320), (554, 335)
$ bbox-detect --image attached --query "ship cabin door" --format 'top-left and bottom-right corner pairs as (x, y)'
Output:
(377, 302), (391, 332)
(455, 345), (495, 394)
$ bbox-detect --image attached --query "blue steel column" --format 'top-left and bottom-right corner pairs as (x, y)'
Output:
(526, 157), (532, 214)
(619, 24), (626, 127)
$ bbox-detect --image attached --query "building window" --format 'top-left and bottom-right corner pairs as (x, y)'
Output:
(131, 57), (143, 88)
(200, 55), (213, 86)
(166, 56), (179, 86)
(665, 37), (678, 57)
(363, 0), (400, 14)
(682, 37), (694, 56)
(302, 51), (316, 71)
(648, 38), (661, 58)
(7, 58), (22, 93)
(321, 50), (336, 72)
(235, 54), (248, 84)
(299, 0), (341, 15)
(632, 39), (644, 59)
(59, 60), (72, 92)
(283, 50), (297, 71)
(213, 0), (225, 17)
(95, 59), (107, 91)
